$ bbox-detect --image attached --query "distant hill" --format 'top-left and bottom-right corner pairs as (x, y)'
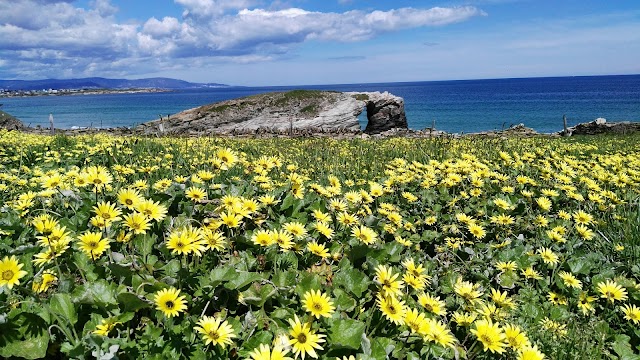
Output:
(0, 77), (228, 90)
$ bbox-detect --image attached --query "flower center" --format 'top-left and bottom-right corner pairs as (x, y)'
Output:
(209, 331), (220, 340)
(89, 241), (98, 248)
(297, 333), (307, 343)
(2, 270), (14, 281)
(125, 199), (133, 205)
(313, 303), (323, 311)
(480, 334), (494, 345)
(165, 301), (174, 309)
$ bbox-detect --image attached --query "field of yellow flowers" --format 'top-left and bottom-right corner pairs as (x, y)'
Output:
(0, 129), (639, 360)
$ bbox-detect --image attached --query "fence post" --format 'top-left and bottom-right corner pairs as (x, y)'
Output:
(49, 113), (54, 135)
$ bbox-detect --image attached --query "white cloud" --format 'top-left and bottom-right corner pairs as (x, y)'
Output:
(175, 0), (259, 18)
(0, 0), (485, 79)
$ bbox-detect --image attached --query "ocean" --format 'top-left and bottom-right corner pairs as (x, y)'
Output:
(1, 75), (639, 134)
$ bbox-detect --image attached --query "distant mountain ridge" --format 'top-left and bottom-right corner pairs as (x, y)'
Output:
(0, 77), (228, 90)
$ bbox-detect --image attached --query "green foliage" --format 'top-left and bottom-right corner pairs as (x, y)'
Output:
(0, 130), (639, 359)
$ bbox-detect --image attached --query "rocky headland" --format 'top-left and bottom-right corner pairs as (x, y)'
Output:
(135, 90), (407, 136)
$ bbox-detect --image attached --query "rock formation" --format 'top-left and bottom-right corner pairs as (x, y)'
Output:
(0, 110), (25, 130)
(562, 118), (640, 136)
(351, 92), (408, 133)
(135, 90), (407, 135)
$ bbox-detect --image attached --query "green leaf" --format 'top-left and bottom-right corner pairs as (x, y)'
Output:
(0, 313), (50, 359)
(280, 194), (295, 210)
(370, 337), (396, 359)
(160, 259), (181, 277)
(0, 331), (49, 359)
(238, 330), (273, 357)
(240, 283), (276, 307)
(295, 272), (322, 297)
(329, 319), (366, 350)
(117, 292), (151, 312)
(50, 293), (77, 325)
(72, 280), (118, 306)
(334, 266), (370, 297)
(567, 257), (592, 275)
(272, 270), (296, 288)
(333, 288), (357, 312)
(208, 266), (236, 287)
(224, 271), (265, 290)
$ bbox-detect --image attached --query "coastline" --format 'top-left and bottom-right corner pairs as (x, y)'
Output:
(0, 87), (171, 98)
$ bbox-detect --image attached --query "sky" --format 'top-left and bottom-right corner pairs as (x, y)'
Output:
(0, 0), (639, 86)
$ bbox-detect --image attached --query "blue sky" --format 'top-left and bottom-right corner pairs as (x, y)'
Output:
(0, 0), (638, 86)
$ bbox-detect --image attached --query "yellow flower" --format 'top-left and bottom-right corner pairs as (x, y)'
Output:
(307, 242), (329, 259)
(313, 222), (334, 239)
(274, 230), (294, 251)
(85, 165), (112, 189)
(577, 292), (596, 315)
(0, 255), (28, 290)
(572, 210), (593, 225)
(537, 248), (559, 266)
(93, 318), (118, 336)
(403, 308), (429, 335)
(470, 319), (508, 354)
(220, 210), (242, 228)
(468, 223), (486, 239)
(202, 229), (226, 251)
(123, 212), (151, 234)
(166, 225), (206, 256)
(216, 148), (237, 168)
(32, 270), (57, 293)
(454, 278), (483, 304)
(117, 188), (142, 209)
(522, 267), (542, 280)
(185, 186), (207, 202)
(535, 197), (552, 212)
(375, 265), (404, 297)
(558, 271), (582, 289)
(337, 212), (358, 226)
(518, 345), (546, 360)
(491, 288), (516, 310)
(283, 222), (308, 239)
(136, 199), (168, 221)
(352, 225), (377, 245)
(504, 324), (530, 350)
(424, 318), (457, 348)
(77, 231), (110, 260)
(302, 290), (335, 319)
(621, 304), (640, 324)
(194, 315), (236, 348)
(154, 287), (187, 318)
(452, 311), (477, 327)
(495, 261), (518, 272)
(418, 293), (447, 316)
(93, 201), (122, 225)
(288, 315), (325, 359)
(248, 344), (292, 360)
(376, 293), (406, 325)
(597, 280), (628, 303)
(252, 229), (275, 247)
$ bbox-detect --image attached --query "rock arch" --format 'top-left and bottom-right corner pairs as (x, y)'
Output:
(350, 92), (408, 134)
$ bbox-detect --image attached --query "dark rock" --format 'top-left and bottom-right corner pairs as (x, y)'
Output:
(0, 110), (25, 130)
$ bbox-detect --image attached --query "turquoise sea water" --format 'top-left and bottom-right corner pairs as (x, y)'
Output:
(1, 75), (639, 134)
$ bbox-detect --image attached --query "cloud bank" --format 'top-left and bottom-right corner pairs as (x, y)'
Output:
(0, 0), (485, 78)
